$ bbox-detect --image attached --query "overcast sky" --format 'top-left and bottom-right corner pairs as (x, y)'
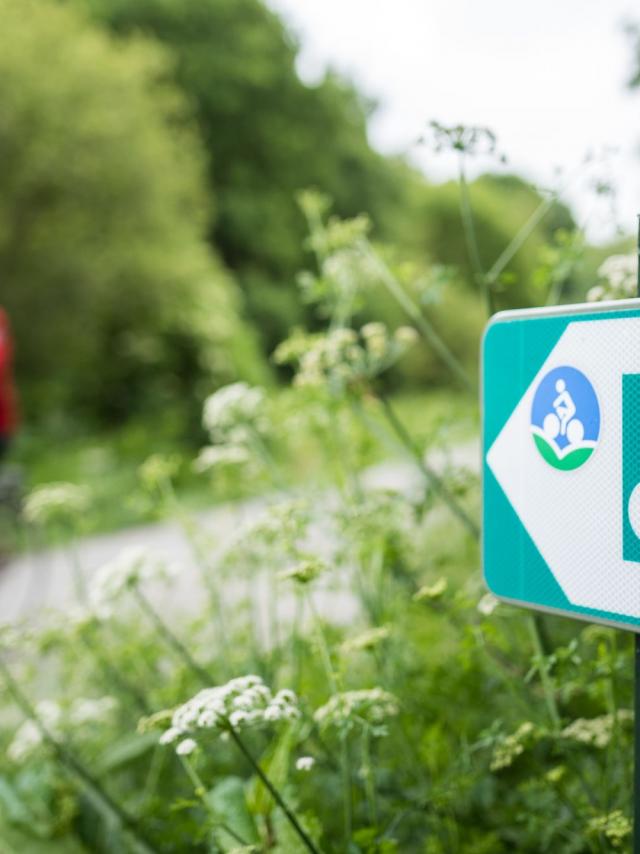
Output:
(267, 0), (640, 243)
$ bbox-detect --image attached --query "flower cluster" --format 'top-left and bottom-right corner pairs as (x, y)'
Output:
(197, 382), (269, 473)
(138, 453), (181, 490)
(561, 710), (632, 749)
(414, 578), (448, 602)
(278, 557), (327, 585)
(341, 625), (391, 654)
(587, 254), (637, 302)
(159, 676), (300, 754)
(586, 810), (632, 849)
(8, 696), (116, 762)
(490, 721), (537, 771)
(23, 483), (90, 526)
(202, 382), (268, 445)
(274, 324), (418, 394)
(314, 688), (399, 737)
(477, 592), (499, 617)
(90, 546), (176, 617)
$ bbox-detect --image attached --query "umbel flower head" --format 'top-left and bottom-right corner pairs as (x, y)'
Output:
(90, 546), (176, 617)
(274, 324), (418, 393)
(23, 482), (90, 526)
(197, 382), (270, 473)
(158, 676), (300, 755)
(588, 254), (637, 302)
(8, 696), (117, 762)
(202, 382), (268, 445)
(314, 688), (399, 737)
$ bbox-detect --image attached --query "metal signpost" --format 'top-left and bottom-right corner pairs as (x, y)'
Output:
(482, 267), (640, 848)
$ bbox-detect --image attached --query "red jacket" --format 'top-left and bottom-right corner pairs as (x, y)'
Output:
(0, 308), (18, 437)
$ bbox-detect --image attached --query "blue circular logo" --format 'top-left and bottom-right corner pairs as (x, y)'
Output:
(530, 366), (600, 471)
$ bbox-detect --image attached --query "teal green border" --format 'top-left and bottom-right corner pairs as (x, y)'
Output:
(482, 304), (640, 631)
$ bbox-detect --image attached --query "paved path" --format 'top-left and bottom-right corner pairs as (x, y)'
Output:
(0, 443), (479, 629)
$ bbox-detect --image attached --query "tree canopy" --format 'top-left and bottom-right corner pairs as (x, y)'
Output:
(85, 0), (416, 350)
(0, 0), (262, 422)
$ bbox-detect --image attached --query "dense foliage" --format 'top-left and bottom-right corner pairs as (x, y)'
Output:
(0, 0), (263, 422)
(0, 200), (634, 853)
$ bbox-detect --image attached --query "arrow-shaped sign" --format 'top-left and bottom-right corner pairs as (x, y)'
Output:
(483, 299), (640, 631)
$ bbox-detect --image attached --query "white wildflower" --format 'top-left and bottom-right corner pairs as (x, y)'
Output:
(159, 727), (181, 745)
(394, 326), (419, 347)
(90, 546), (176, 617)
(589, 254), (637, 302)
(202, 382), (268, 445)
(278, 557), (327, 585)
(341, 625), (391, 654)
(158, 677), (300, 748)
(176, 738), (198, 756)
(23, 483), (90, 526)
(194, 445), (250, 472)
(8, 696), (116, 762)
(477, 592), (499, 617)
(68, 696), (117, 726)
(561, 710), (632, 749)
(296, 756), (315, 772)
(314, 688), (399, 737)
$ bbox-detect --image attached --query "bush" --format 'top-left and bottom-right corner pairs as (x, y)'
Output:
(0, 0), (264, 424)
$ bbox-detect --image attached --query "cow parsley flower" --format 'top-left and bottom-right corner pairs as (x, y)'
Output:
(23, 483), (90, 526)
(588, 254), (637, 302)
(314, 688), (399, 737)
(198, 382), (270, 475)
(202, 382), (268, 445)
(477, 592), (499, 617)
(194, 444), (251, 472)
(8, 696), (116, 762)
(176, 738), (198, 756)
(295, 756), (315, 772)
(158, 676), (300, 750)
(274, 323), (417, 393)
(90, 546), (176, 617)
(490, 721), (537, 771)
(278, 557), (327, 585)
(341, 625), (391, 654)
(561, 710), (632, 749)
(586, 810), (632, 849)
(413, 578), (448, 602)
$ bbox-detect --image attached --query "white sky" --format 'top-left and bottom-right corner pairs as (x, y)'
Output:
(267, 0), (640, 243)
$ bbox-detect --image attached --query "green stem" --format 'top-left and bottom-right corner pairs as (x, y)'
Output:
(361, 729), (378, 827)
(376, 392), (480, 540)
(227, 727), (320, 854)
(527, 616), (561, 732)
(158, 479), (231, 661)
(458, 158), (492, 316)
(305, 591), (351, 845)
(363, 244), (475, 393)
(179, 756), (249, 847)
(486, 195), (556, 288)
(132, 587), (214, 687)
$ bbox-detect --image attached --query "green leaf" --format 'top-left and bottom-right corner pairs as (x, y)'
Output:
(206, 776), (259, 851)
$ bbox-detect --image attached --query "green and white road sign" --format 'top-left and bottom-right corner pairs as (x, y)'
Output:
(483, 298), (640, 632)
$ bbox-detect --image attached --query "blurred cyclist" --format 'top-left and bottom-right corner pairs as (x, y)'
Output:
(0, 308), (17, 461)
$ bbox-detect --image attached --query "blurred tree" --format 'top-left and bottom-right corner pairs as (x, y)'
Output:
(84, 0), (416, 353)
(0, 0), (264, 425)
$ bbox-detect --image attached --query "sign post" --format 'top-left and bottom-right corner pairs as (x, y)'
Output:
(482, 253), (640, 845)
(636, 214), (640, 854)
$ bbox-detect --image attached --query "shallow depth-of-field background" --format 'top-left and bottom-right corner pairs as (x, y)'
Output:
(2, 0), (640, 851)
